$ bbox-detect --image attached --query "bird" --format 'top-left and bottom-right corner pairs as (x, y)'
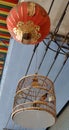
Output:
(40, 93), (48, 101)
(32, 93), (48, 107)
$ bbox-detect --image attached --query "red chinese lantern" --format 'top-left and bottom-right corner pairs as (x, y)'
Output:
(7, 1), (50, 44)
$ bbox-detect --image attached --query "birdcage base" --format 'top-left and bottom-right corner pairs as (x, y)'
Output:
(12, 109), (55, 128)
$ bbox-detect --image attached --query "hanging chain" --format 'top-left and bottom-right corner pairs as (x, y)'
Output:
(35, 47), (38, 74)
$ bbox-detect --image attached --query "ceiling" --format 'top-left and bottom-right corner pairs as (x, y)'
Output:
(0, 0), (69, 130)
(0, 0), (18, 81)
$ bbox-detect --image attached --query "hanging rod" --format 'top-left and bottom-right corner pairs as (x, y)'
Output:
(24, 0), (69, 75)
(38, 1), (69, 73)
(49, 33), (69, 43)
(45, 32), (69, 76)
(43, 40), (65, 55)
(37, 40), (51, 71)
(53, 1), (69, 34)
(48, 0), (55, 15)
(24, 0), (56, 76)
(54, 53), (69, 82)
(25, 44), (39, 76)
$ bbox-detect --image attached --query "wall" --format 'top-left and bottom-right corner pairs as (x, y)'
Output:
(48, 102), (69, 130)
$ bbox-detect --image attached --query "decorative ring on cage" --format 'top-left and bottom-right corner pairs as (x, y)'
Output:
(12, 73), (56, 128)
(7, 1), (50, 45)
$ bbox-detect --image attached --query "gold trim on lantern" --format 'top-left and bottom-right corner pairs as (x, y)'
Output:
(27, 2), (36, 16)
(13, 21), (41, 44)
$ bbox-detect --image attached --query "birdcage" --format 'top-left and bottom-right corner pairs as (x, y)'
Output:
(12, 73), (56, 128)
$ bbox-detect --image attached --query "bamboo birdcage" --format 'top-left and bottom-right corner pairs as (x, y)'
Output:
(12, 74), (56, 128)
